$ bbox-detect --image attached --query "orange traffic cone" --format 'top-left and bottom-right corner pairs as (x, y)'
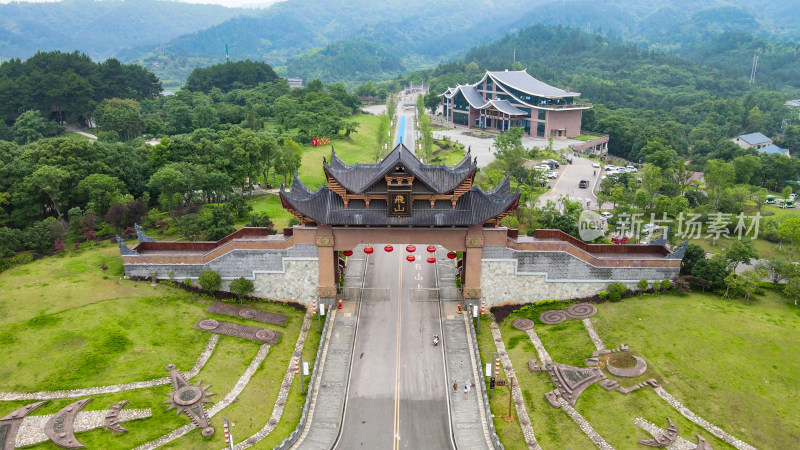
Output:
(457, 303), (462, 314)
(338, 298), (343, 310)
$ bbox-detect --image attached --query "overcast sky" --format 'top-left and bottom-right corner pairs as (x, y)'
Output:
(0, 0), (282, 7)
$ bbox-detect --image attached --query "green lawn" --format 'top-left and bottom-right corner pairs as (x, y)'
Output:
(492, 291), (800, 449)
(297, 113), (383, 189)
(248, 193), (294, 230)
(0, 243), (312, 449)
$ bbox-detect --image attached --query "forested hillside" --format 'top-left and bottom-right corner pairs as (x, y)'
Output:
(402, 24), (799, 171)
(120, 0), (543, 86)
(0, 0), (257, 61)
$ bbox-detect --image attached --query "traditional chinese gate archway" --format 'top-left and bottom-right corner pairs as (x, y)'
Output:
(280, 144), (520, 299)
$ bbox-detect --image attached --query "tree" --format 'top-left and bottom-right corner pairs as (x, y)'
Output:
(784, 277), (800, 306)
(681, 243), (706, 275)
(724, 269), (766, 303)
(94, 98), (144, 140)
(229, 277), (254, 303)
(755, 257), (793, 286)
(198, 270), (222, 291)
(12, 110), (48, 144)
(704, 159), (736, 209)
(691, 255), (729, 291)
(724, 238), (758, 271)
(778, 218), (800, 261)
(206, 205), (235, 241)
(782, 186), (793, 202)
(77, 173), (123, 214)
(24, 165), (70, 218)
(637, 279), (648, 295)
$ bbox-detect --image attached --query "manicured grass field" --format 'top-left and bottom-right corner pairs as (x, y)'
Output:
(249, 193), (294, 229)
(487, 291), (800, 449)
(297, 113), (383, 189)
(0, 243), (314, 449)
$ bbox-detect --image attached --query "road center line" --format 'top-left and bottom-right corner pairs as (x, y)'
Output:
(393, 250), (403, 450)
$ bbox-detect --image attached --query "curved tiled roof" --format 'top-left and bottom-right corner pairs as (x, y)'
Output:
(322, 144), (477, 195)
(487, 69), (579, 98)
(280, 174), (519, 227)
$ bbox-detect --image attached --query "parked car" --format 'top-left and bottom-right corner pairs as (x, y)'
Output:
(600, 211), (613, 219)
(625, 165), (637, 172)
(791, 193), (798, 201)
(592, 161), (600, 168)
(547, 171), (558, 179)
(579, 179), (590, 188)
(606, 164), (617, 170)
(642, 223), (660, 234)
(534, 165), (549, 172)
(766, 195), (776, 204)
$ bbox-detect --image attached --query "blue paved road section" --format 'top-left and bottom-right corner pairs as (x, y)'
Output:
(396, 115), (406, 146)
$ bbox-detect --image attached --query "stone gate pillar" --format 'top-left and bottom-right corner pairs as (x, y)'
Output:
(316, 225), (337, 298)
(463, 226), (483, 299)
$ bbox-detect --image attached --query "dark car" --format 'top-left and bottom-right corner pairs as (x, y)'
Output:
(579, 179), (589, 188)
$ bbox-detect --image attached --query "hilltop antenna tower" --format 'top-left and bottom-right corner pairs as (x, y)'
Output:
(225, 43), (230, 62)
(513, 48), (516, 64)
(749, 53), (759, 84)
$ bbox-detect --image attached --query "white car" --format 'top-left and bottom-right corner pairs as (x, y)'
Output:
(547, 171), (558, 179)
(606, 164), (617, 170)
(592, 161), (600, 168)
(642, 223), (660, 234)
(600, 211), (613, 219)
(626, 165), (637, 172)
(534, 165), (549, 172)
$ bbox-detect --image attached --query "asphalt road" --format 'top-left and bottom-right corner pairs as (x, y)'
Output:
(334, 248), (453, 450)
(537, 153), (601, 209)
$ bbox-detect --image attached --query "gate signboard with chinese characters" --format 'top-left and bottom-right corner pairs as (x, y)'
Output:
(388, 188), (411, 217)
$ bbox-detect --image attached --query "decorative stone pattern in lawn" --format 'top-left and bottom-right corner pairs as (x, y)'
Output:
(195, 319), (281, 344)
(539, 303), (597, 325)
(207, 302), (289, 326)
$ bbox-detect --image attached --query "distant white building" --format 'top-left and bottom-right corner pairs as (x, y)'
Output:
(287, 77), (303, 89)
(732, 132), (773, 150)
(784, 99), (800, 108)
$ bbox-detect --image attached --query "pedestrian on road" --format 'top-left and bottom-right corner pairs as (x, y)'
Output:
(463, 383), (470, 399)
(453, 380), (458, 393)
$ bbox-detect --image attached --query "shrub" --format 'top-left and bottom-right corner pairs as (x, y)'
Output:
(608, 291), (622, 302)
(198, 270), (222, 291)
(230, 277), (255, 301)
(183, 278), (194, 287)
(598, 290), (609, 300)
(607, 282), (627, 296)
(660, 278), (671, 291)
(637, 279), (649, 292)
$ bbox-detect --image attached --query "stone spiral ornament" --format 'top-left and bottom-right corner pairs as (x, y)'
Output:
(512, 318), (535, 330)
(567, 303), (598, 319)
(198, 319), (219, 330)
(539, 309), (570, 324)
(540, 303), (598, 324)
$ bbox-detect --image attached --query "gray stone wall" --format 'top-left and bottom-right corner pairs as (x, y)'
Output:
(124, 244), (319, 304)
(481, 245), (679, 305)
(252, 259), (319, 304)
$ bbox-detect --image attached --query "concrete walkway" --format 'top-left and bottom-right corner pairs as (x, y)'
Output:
(437, 252), (494, 449)
(290, 259), (364, 449)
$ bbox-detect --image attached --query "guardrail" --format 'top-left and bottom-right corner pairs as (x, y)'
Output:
(469, 314), (504, 450)
(274, 307), (331, 450)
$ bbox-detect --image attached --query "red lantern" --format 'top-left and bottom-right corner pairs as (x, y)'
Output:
(384, 245), (394, 252)
(427, 245), (436, 253)
(406, 255), (416, 262)
(364, 245), (374, 254)
(427, 257), (436, 263)
(343, 250), (353, 257)
(447, 251), (457, 259)
(406, 245), (416, 252)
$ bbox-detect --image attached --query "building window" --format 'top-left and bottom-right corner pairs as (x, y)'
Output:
(454, 112), (469, 126)
(523, 120), (531, 134)
(538, 109), (546, 120)
(486, 93), (492, 100)
(537, 122), (545, 137)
